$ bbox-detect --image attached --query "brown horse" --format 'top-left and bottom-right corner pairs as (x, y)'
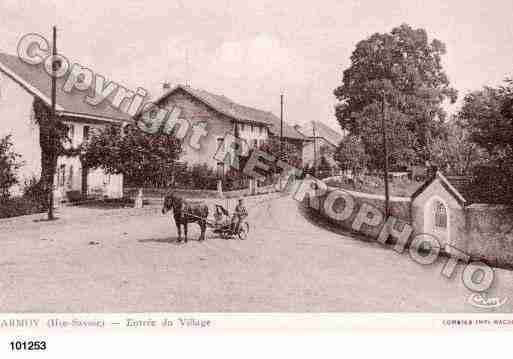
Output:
(162, 192), (209, 243)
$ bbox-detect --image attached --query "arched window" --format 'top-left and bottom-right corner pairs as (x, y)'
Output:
(433, 200), (447, 229)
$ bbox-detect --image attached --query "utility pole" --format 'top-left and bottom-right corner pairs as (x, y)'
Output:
(381, 89), (390, 219)
(277, 94), (284, 189)
(312, 121), (317, 177)
(280, 94), (284, 161)
(48, 25), (58, 220)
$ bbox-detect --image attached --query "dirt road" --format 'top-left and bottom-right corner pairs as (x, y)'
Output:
(1, 193), (512, 312)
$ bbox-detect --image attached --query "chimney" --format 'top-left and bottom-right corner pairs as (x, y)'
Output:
(162, 82), (171, 91)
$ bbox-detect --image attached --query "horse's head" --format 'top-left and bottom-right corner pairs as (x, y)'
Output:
(162, 192), (175, 214)
(162, 192), (184, 214)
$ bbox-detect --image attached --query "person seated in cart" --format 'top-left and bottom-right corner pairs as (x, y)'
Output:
(231, 198), (248, 233)
(213, 204), (230, 228)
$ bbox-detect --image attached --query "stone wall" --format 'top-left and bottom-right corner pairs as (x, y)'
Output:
(305, 186), (411, 239)
(464, 204), (513, 268)
(307, 183), (513, 268)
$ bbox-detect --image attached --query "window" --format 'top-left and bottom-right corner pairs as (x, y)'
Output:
(240, 124), (245, 132)
(216, 137), (225, 151)
(58, 164), (66, 187)
(250, 124), (254, 133)
(433, 200), (447, 229)
(252, 139), (258, 149)
(217, 162), (225, 178)
(67, 165), (74, 189)
(83, 126), (90, 141)
(69, 124), (75, 140)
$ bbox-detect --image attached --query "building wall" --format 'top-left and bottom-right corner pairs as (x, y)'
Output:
(0, 72), (41, 195)
(411, 179), (466, 250)
(0, 71), (123, 201)
(53, 119), (123, 201)
(159, 89), (269, 169)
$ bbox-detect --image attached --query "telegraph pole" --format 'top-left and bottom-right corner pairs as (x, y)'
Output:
(48, 25), (58, 220)
(280, 94), (284, 160)
(381, 89), (390, 219)
(312, 121), (317, 177)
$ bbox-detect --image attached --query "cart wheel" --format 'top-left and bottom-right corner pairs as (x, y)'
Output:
(238, 222), (249, 240)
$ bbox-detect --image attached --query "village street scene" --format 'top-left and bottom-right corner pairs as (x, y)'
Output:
(1, 1), (513, 313)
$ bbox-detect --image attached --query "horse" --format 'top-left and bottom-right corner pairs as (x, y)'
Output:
(162, 192), (209, 243)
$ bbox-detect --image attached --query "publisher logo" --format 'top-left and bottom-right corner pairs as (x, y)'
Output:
(468, 293), (508, 309)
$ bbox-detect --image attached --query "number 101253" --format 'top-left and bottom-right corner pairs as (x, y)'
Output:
(10, 341), (47, 351)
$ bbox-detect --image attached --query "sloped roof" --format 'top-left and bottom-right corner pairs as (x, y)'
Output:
(296, 120), (344, 147)
(411, 171), (468, 206)
(0, 52), (131, 122)
(154, 85), (307, 141)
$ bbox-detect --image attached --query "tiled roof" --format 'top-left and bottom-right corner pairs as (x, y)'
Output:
(0, 52), (131, 122)
(154, 85), (307, 141)
(296, 121), (344, 147)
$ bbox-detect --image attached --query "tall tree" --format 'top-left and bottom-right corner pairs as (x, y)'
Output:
(334, 24), (457, 169)
(457, 80), (513, 203)
(428, 118), (486, 176)
(334, 134), (369, 179)
(0, 135), (23, 199)
(82, 124), (182, 206)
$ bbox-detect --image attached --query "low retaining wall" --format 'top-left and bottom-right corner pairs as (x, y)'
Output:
(125, 184), (277, 202)
(304, 185), (410, 239)
(307, 183), (513, 268)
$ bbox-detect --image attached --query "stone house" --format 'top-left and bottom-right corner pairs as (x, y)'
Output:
(149, 84), (307, 173)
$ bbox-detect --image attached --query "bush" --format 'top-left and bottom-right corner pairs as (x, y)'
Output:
(66, 190), (83, 203)
(22, 176), (47, 211)
(469, 165), (513, 204)
(174, 164), (218, 190)
(0, 197), (44, 219)
(223, 169), (250, 191)
(0, 135), (23, 199)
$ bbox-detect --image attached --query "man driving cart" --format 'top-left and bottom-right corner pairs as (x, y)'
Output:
(231, 198), (248, 233)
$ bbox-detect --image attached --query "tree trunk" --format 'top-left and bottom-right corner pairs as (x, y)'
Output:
(81, 163), (88, 197)
(40, 146), (58, 219)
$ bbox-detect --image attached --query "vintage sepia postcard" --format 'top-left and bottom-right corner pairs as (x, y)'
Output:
(0, 0), (512, 350)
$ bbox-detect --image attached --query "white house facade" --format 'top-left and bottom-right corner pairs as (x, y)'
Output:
(0, 52), (126, 202)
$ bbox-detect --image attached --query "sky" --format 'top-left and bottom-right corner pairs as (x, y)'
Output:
(1, 0), (513, 130)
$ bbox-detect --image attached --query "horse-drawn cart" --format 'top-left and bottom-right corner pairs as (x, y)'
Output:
(208, 204), (250, 240)
(162, 192), (249, 242)
(208, 219), (250, 240)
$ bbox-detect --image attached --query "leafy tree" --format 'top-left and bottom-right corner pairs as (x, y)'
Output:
(428, 119), (486, 176)
(458, 82), (513, 159)
(258, 137), (302, 169)
(334, 135), (369, 179)
(82, 124), (182, 205)
(334, 24), (457, 169)
(457, 80), (513, 203)
(0, 134), (23, 199)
